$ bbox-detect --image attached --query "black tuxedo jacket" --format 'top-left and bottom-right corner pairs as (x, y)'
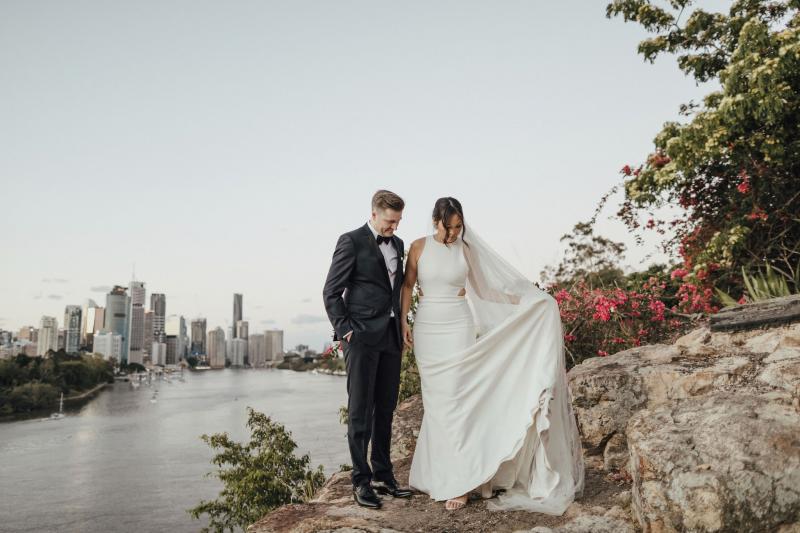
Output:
(323, 223), (404, 348)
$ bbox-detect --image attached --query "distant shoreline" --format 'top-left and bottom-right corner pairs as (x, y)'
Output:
(0, 381), (111, 424)
(64, 382), (109, 402)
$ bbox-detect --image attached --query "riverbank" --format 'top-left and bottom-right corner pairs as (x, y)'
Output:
(0, 381), (112, 423)
(64, 381), (109, 402)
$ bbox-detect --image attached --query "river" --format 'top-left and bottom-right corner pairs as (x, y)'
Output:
(0, 368), (349, 532)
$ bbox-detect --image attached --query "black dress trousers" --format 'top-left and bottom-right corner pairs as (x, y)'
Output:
(341, 315), (402, 488)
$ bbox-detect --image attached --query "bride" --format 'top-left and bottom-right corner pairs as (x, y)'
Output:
(400, 197), (585, 513)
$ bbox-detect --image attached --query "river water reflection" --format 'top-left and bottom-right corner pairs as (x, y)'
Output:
(0, 368), (349, 533)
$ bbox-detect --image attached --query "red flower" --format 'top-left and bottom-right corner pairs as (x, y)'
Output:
(597, 350), (609, 357)
(670, 268), (689, 280)
(621, 165), (632, 176)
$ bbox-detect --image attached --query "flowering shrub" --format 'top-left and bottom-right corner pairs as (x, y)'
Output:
(321, 342), (342, 359)
(550, 276), (693, 368)
(608, 1), (800, 299)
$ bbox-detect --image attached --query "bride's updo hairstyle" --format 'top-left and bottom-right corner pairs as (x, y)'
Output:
(432, 197), (470, 248)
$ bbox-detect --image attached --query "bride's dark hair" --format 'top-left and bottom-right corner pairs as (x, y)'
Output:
(432, 197), (469, 248)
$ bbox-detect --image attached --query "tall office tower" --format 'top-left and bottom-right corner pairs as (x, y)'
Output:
(63, 305), (82, 354)
(37, 316), (58, 356)
(92, 308), (105, 344)
(236, 320), (249, 362)
(165, 336), (179, 365)
(143, 311), (154, 355)
(191, 318), (207, 355)
(207, 327), (226, 369)
(230, 338), (247, 367)
(232, 293), (242, 338)
(127, 281), (146, 364)
(80, 299), (98, 346)
(151, 341), (167, 366)
(57, 329), (66, 351)
(83, 303), (100, 349)
(93, 331), (122, 361)
(104, 286), (131, 364)
(248, 334), (266, 368)
(17, 326), (34, 341)
(150, 293), (166, 343)
(165, 315), (186, 363)
(236, 320), (249, 340)
(265, 329), (284, 362)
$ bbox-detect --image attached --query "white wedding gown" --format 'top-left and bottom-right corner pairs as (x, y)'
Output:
(407, 228), (584, 514)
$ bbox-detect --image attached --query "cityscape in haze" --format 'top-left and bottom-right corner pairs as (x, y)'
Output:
(0, 279), (291, 369)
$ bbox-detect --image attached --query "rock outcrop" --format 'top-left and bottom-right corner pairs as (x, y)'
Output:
(249, 395), (633, 533)
(251, 296), (800, 532)
(569, 296), (800, 532)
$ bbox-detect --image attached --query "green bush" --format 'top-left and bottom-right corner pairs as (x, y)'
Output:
(188, 407), (326, 533)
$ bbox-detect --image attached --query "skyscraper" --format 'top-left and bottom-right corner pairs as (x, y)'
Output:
(127, 281), (146, 364)
(63, 305), (82, 354)
(248, 333), (266, 368)
(191, 318), (207, 355)
(232, 293), (242, 338)
(165, 315), (186, 364)
(92, 308), (105, 344)
(236, 320), (249, 340)
(265, 329), (284, 363)
(93, 331), (122, 361)
(150, 293), (166, 343)
(143, 310), (154, 356)
(104, 286), (131, 363)
(230, 338), (247, 367)
(207, 327), (226, 369)
(236, 320), (249, 363)
(37, 316), (58, 356)
(80, 298), (98, 347)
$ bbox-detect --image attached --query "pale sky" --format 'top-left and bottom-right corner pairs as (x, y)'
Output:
(0, 1), (727, 350)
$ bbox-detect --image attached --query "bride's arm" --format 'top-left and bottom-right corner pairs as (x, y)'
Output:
(401, 239), (423, 348)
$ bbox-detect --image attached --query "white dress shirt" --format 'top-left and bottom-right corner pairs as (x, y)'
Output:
(366, 220), (399, 297)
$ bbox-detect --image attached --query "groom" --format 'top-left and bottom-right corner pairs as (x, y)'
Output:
(322, 189), (413, 508)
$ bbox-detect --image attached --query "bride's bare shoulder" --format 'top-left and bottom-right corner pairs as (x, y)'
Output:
(409, 237), (427, 258)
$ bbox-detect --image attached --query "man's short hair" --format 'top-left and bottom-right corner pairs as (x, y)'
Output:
(372, 190), (405, 212)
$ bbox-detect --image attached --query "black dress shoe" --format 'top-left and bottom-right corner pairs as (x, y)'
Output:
(353, 483), (382, 508)
(371, 478), (413, 498)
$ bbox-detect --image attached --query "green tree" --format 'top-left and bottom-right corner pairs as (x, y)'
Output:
(6, 382), (59, 412)
(607, 0), (800, 297)
(540, 221), (628, 288)
(188, 407), (326, 533)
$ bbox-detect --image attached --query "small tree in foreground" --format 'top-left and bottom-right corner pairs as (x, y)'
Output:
(188, 407), (326, 533)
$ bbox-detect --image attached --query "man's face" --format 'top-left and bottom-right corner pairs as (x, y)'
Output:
(371, 207), (403, 236)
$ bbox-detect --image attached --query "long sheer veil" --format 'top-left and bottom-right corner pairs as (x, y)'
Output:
(459, 221), (586, 512)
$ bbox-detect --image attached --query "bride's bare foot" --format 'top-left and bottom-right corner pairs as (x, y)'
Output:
(445, 493), (468, 510)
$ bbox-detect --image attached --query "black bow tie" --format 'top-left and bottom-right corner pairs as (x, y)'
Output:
(376, 235), (392, 245)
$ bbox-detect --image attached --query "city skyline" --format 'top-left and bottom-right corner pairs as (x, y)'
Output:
(1, 1), (730, 349)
